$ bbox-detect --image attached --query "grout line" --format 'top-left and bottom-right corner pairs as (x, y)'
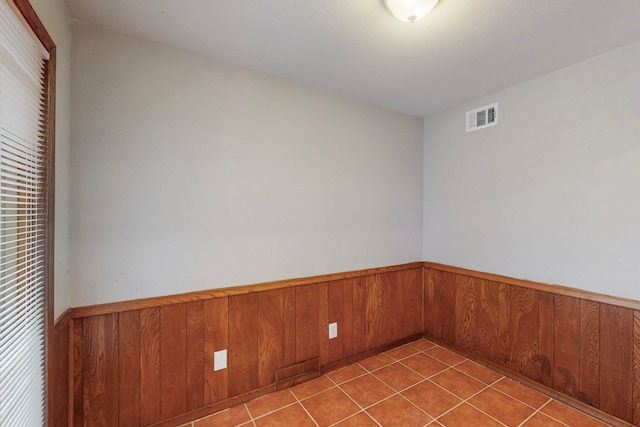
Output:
(328, 411), (383, 427)
(397, 357), (451, 380)
(291, 385), (321, 427)
(533, 399), (573, 427)
(488, 380), (550, 411)
(426, 379), (506, 425)
(248, 399), (299, 422)
(187, 339), (602, 427)
(337, 370), (432, 423)
(328, 366), (369, 385)
(517, 408), (543, 426)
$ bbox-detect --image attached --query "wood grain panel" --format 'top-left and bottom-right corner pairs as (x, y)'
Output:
(537, 291), (554, 387)
(229, 293), (258, 396)
(160, 303), (188, 419)
(424, 268), (435, 337)
(600, 304), (633, 422)
(48, 314), (69, 427)
(553, 295), (580, 397)
(258, 289), (284, 386)
(295, 284), (319, 362)
(203, 297), (229, 405)
(366, 273), (400, 348)
(509, 286), (538, 380)
(319, 282), (329, 365)
(82, 314), (119, 427)
(434, 271), (456, 345)
(579, 299), (600, 407)
(455, 275), (476, 353)
(385, 272), (401, 344)
(475, 279), (498, 362)
(186, 301), (204, 411)
(365, 273), (382, 349)
(72, 318), (83, 427)
(400, 268), (422, 338)
(497, 283), (511, 367)
(118, 310), (140, 427)
(424, 261), (640, 311)
(66, 262), (640, 426)
(342, 279), (354, 357)
(328, 281), (345, 363)
(283, 287), (296, 368)
(425, 264), (640, 425)
(140, 307), (161, 425)
(351, 277), (367, 355)
(71, 262), (425, 319)
(634, 310), (640, 426)
(104, 314), (120, 425)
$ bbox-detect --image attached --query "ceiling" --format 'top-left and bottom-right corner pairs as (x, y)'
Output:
(64, 0), (640, 117)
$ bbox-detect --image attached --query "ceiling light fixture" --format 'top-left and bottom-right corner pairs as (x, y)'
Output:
(383, 0), (439, 23)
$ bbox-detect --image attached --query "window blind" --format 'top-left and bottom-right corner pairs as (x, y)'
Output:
(0, 1), (48, 425)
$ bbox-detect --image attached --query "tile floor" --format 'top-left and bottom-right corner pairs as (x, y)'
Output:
(181, 339), (612, 427)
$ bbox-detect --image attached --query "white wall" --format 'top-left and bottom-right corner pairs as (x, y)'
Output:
(70, 21), (423, 307)
(31, 0), (72, 319)
(424, 40), (640, 300)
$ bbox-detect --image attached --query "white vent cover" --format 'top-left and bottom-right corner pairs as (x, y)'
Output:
(466, 103), (498, 132)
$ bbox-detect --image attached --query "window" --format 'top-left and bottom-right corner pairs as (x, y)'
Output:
(0, 0), (54, 425)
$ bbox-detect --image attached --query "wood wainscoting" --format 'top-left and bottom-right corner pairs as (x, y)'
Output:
(67, 263), (423, 427)
(60, 261), (640, 426)
(424, 262), (640, 426)
(49, 310), (71, 427)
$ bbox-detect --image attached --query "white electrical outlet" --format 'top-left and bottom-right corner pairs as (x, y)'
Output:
(328, 322), (338, 339)
(214, 349), (227, 371)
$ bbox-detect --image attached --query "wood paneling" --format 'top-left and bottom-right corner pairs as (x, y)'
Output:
(351, 277), (367, 355)
(70, 262), (424, 319)
(424, 269), (435, 337)
(66, 262), (640, 426)
(496, 283), (511, 368)
(283, 287), (296, 368)
(399, 269), (422, 338)
(258, 289), (284, 386)
(600, 304), (633, 422)
(160, 304), (188, 419)
(433, 271), (456, 344)
(186, 301), (204, 411)
(537, 291), (554, 387)
(553, 295), (580, 397)
(229, 293), (258, 396)
(425, 263), (640, 427)
(634, 310), (640, 425)
(71, 318), (83, 427)
(327, 281), (344, 363)
(341, 279), (354, 358)
(319, 282), (329, 365)
(579, 299), (599, 407)
(118, 310), (140, 427)
(365, 273), (385, 349)
(203, 297), (228, 405)
(139, 307), (161, 425)
(476, 279), (498, 363)
(295, 284), (319, 363)
(82, 313), (119, 427)
(48, 313), (70, 427)
(454, 275), (476, 353)
(68, 263), (425, 426)
(424, 261), (640, 311)
(509, 286), (538, 381)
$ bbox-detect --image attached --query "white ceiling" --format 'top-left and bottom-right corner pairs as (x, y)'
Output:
(64, 0), (640, 117)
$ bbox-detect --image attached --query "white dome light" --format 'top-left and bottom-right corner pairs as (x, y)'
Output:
(383, 0), (439, 23)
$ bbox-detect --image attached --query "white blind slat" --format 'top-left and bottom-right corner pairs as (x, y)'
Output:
(0, 1), (48, 425)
